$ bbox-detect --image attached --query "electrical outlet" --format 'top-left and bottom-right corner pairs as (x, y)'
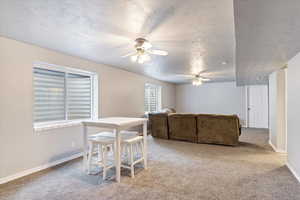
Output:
(71, 141), (75, 147)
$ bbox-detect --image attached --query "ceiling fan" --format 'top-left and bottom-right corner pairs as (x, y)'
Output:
(122, 38), (168, 64)
(175, 73), (211, 86)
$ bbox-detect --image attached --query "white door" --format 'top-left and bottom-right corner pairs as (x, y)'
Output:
(247, 85), (269, 128)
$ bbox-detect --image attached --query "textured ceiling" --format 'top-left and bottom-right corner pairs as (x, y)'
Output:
(0, 0), (235, 83)
(234, 0), (300, 85)
(0, 0), (300, 85)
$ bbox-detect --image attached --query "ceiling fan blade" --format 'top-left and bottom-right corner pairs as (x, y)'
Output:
(173, 74), (195, 78)
(148, 49), (168, 56)
(121, 51), (137, 58)
(199, 69), (234, 78)
(199, 77), (211, 81)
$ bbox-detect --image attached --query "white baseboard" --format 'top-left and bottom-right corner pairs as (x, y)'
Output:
(0, 152), (83, 185)
(286, 162), (300, 183)
(268, 140), (287, 154)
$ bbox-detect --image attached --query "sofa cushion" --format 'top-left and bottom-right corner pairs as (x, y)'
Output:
(168, 114), (197, 143)
(197, 114), (240, 146)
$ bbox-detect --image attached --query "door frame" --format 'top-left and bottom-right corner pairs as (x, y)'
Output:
(245, 86), (249, 128)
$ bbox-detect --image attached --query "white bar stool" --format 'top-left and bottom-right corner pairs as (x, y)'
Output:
(121, 133), (145, 178)
(87, 135), (115, 181)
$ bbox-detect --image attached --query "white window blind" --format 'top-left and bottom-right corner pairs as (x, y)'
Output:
(67, 73), (91, 120)
(144, 83), (161, 113)
(34, 68), (66, 122)
(33, 66), (95, 123)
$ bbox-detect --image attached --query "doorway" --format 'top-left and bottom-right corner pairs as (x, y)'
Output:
(246, 85), (269, 128)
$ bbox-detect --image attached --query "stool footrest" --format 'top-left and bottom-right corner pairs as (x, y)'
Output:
(121, 157), (144, 168)
(98, 164), (115, 170)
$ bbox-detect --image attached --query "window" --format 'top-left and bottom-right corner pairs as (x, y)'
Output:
(33, 63), (97, 124)
(144, 83), (161, 113)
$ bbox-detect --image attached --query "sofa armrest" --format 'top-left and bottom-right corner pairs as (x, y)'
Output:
(197, 114), (240, 146)
(149, 113), (169, 139)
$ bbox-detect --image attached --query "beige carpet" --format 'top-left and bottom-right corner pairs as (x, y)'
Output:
(0, 128), (299, 200)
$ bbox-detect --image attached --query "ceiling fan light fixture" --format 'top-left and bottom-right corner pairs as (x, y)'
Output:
(123, 38), (167, 64)
(192, 78), (202, 86)
(132, 53), (151, 64)
(142, 54), (150, 62)
(131, 55), (138, 62)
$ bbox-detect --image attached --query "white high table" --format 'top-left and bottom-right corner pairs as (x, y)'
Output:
(82, 117), (148, 183)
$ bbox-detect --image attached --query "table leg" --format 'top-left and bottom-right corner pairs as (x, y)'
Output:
(83, 125), (88, 172)
(114, 128), (121, 183)
(143, 121), (148, 169)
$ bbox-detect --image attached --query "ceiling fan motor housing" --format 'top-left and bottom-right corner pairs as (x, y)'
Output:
(135, 38), (152, 50)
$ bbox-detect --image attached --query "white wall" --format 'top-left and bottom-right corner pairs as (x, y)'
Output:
(269, 72), (278, 148)
(175, 82), (247, 126)
(268, 69), (287, 152)
(0, 36), (175, 179)
(287, 52), (300, 181)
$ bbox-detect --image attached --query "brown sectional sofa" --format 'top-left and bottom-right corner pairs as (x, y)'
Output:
(149, 113), (241, 146)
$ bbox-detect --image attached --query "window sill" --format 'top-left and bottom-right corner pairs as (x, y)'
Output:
(34, 120), (83, 132)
